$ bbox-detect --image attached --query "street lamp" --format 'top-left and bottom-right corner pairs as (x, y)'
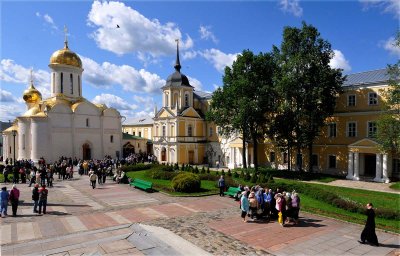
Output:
(11, 130), (16, 165)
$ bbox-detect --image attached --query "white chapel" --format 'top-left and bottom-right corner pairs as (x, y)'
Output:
(2, 37), (122, 163)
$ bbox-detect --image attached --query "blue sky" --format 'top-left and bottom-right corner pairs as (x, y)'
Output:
(1, 0), (399, 123)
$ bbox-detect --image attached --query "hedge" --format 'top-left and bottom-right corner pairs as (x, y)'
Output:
(172, 172), (201, 193)
(120, 164), (156, 172)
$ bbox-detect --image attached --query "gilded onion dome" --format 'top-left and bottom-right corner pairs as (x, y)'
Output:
(49, 41), (82, 68)
(23, 82), (42, 104)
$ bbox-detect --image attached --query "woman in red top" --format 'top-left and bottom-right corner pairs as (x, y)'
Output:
(9, 184), (20, 217)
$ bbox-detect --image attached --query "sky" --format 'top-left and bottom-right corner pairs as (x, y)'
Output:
(0, 0), (399, 124)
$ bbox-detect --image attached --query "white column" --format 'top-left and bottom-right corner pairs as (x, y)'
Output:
(382, 154), (390, 183)
(353, 152), (360, 180)
(346, 152), (354, 180)
(374, 154), (383, 182)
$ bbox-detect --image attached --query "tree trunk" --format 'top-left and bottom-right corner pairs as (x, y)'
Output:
(242, 134), (247, 169)
(287, 145), (291, 171)
(308, 141), (313, 173)
(252, 133), (258, 173)
(297, 146), (302, 172)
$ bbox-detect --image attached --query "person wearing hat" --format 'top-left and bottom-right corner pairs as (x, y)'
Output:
(32, 184), (40, 213)
(0, 186), (9, 217)
(38, 184), (48, 214)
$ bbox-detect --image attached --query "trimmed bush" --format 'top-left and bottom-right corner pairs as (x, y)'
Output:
(121, 164), (155, 172)
(244, 170), (251, 181)
(147, 169), (178, 180)
(233, 171), (239, 178)
(172, 172), (201, 193)
(194, 166), (199, 174)
(250, 172), (258, 183)
(240, 170), (245, 179)
(199, 173), (218, 181)
(174, 163), (179, 170)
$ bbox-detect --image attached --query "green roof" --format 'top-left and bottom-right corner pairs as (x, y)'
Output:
(122, 133), (152, 143)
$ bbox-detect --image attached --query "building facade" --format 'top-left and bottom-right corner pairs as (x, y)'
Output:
(2, 39), (122, 163)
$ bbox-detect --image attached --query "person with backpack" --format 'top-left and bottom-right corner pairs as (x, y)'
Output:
(38, 184), (48, 214)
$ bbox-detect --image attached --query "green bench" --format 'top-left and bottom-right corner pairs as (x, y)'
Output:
(130, 178), (153, 192)
(224, 187), (241, 198)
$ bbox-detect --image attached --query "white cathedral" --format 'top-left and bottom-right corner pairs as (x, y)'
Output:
(2, 38), (122, 163)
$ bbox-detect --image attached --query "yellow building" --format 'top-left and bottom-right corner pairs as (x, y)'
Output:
(264, 69), (399, 182)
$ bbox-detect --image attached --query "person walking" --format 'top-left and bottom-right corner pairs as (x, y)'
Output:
(359, 203), (379, 246)
(9, 185), (20, 217)
(218, 175), (225, 197)
(32, 183), (40, 213)
(38, 184), (48, 214)
(0, 187), (9, 217)
(90, 172), (97, 189)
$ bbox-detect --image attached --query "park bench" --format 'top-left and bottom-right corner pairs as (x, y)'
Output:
(224, 187), (241, 198)
(130, 178), (153, 192)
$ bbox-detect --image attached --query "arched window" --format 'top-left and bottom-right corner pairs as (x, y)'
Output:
(52, 73), (55, 93)
(188, 125), (193, 137)
(185, 93), (189, 107)
(70, 73), (73, 94)
(60, 72), (64, 93)
(165, 93), (169, 107)
(78, 75), (81, 96)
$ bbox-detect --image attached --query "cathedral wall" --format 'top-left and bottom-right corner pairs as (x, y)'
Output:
(31, 119), (48, 162)
(18, 120), (30, 160)
(51, 130), (73, 160)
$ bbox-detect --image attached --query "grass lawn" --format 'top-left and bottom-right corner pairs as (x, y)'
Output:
(126, 171), (219, 196)
(389, 182), (400, 191)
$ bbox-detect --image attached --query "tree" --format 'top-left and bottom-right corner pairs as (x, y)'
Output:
(271, 22), (345, 172)
(207, 50), (277, 172)
(377, 32), (400, 154)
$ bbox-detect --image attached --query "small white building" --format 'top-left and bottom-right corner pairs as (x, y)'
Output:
(2, 39), (122, 163)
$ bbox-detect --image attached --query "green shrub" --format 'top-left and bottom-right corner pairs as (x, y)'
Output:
(199, 173), (218, 181)
(201, 166), (206, 174)
(227, 169), (232, 177)
(250, 172), (258, 183)
(221, 169), (225, 176)
(161, 165), (174, 172)
(180, 164), (185, 171)
(194, 166), (199, 174)
(207, 167), (210, 174)
(244, 170), (251, 181)
(174, 163), (179, 170)
(147, 169), (178, 180)
(172, 172), (201, 193)
(240, 170), (245, 179)
(121, 164), (155, 172)
(216, 171), (219, 176)
(233, 171), (239, 178)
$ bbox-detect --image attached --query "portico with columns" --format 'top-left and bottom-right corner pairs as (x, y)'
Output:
(347, 139), (391, 183)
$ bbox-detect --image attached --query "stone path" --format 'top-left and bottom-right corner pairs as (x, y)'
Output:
(0, 173), (399, 255)
(305, 179), (400, 194)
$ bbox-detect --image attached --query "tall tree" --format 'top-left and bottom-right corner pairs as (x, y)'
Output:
(272, 22), (345, 172)
(207, 50), (277, 172)
(377, 32), (400, 154)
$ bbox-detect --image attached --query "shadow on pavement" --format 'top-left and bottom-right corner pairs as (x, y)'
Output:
(378, 243), (400, 249)
(18, 202), (90, 207)
(46, 211), (71, 216)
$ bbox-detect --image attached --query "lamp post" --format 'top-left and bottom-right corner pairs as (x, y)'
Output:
(11, 130), (16, 165)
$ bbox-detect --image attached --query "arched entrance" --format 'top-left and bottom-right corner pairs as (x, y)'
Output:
(123, 142), (135, 158)
(161, 147), (167, 162)
(82, 143), (91, 160)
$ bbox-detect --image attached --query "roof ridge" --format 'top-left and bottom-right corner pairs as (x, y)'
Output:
(347, 68), (387, 76)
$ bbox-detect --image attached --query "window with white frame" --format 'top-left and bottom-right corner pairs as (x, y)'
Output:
(368, 92), (378, 105)
(328, 155), (336, 168)
(347, 122), (357, 137)
(347, 94), (356, 106)
(328, 123), (337, 137)
(188, 125), (193, 137)
(368, 121), (377, 138)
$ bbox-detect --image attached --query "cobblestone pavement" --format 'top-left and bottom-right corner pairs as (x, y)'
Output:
(0, 173), (399, 255)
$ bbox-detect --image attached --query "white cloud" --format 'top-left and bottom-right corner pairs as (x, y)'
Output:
(81, 56), (165, 93)
(182, 50), (198, 60)
(200, 49), (239, 73)
(92, 93), (137, 111)
(0, 104), (25, 122)
(87, 1), (193, 60)
(199, 25), (218, 44)
(187, 76), (203, 91)
(0, 89), (18, 103)
(132, 95), (157, 118)
(330, 50), (351, 72)
(360, 0), (400, 18)
(36, 12), (59, 32)
(0, 59), (51, 98)
(279, 0), (303, 17)
(382, 36), (400, 57)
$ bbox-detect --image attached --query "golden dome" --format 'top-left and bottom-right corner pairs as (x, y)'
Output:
(23, 83), (42, 104)
(49, 42), (82, 68)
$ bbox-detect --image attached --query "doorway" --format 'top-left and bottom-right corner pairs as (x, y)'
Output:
(161, 147), (166, 162)
(82, 143), (91, 160)
(188, 150), (194, 164)
(364, 154), (376, 177)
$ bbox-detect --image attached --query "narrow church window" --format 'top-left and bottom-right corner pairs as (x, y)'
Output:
(52, 73), (55, 93)
(86, 118), (90, 127)
(162, 126), (166, 137)
(185, 94), (189, 107)
(78, 75), (81, 96)
(110, 135), (113, 143)
(60, 72), (64, 93)
(70, 74), (73, 94)
(188, 125), (193, 137)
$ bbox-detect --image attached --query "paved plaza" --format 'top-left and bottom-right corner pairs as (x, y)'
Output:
(0, 174), (399, 256)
